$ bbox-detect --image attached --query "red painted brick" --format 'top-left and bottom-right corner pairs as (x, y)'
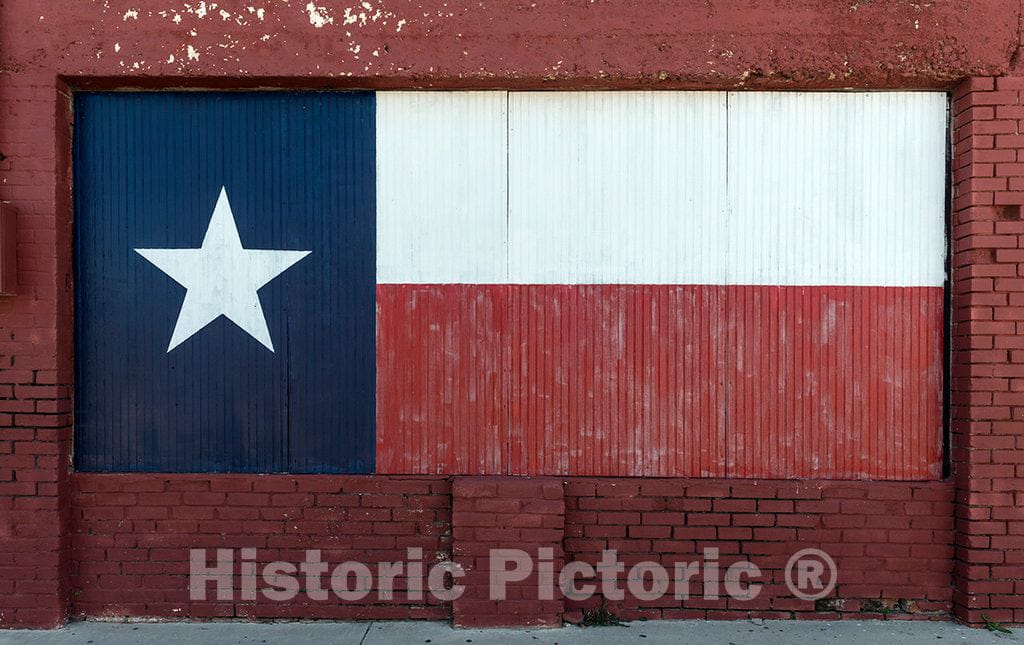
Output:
(0, 15), (1019, 630)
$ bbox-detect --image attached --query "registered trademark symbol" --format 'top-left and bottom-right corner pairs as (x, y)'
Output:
(785, 548), (838, 601)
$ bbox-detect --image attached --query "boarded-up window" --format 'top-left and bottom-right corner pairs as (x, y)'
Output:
(75, 91), (947, 478)
(376, 91), (947, 479)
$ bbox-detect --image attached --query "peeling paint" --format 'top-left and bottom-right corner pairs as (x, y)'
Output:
(305, 3), (334, 28)
(187, 44), (200, 60)
(186, 1), (208, 19)
(0, 0), (1017, 88)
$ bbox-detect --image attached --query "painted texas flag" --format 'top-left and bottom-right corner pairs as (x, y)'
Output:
(73, 91), (947, 479)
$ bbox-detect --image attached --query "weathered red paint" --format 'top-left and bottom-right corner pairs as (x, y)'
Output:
(0, 203), (18, 296)
(377, 284), (943, 479)
(1, 0), (1023, 630)
(451, 476), (565, 627)
(70, 473), (453, 621)
(69, 473), (955, 623)
(0, 1), (1018, 89)
(948, 77), (1024, 627)
(726, 285), (945, 480)
(378, 284), (728, 477)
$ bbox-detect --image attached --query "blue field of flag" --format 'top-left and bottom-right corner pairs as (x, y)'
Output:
(73, 92), (376, 473)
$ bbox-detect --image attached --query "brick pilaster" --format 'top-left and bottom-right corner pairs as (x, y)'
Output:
(0, 73), (74, 628)
(451, 476), (565, 627)
(951, 75), (1024, 625)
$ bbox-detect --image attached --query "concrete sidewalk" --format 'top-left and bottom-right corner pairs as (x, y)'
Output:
(0, 620), (1019, 644)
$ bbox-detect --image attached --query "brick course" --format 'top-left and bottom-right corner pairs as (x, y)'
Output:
(55, 475), (955, 626)
(563, 479), (953, 622)
(69, 474), (452, 621)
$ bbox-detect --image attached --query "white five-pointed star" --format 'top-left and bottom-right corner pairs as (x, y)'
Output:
(135, 187), (311, 353)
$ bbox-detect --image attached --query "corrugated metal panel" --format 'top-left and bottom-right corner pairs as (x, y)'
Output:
(727, 92), (947, 287)
(376, 92), (508, 284)
(380, 91), (946, 287)
(376, 283), (942, 479)
(74, 90), (947, 478)
(722, 92), (947, 478)
(73, 91), (376, 473)
(375, 90), (947, 479)
(507, 91), (729, 284)
(725, 285), (944, 480)
(376, 284), (727, 476)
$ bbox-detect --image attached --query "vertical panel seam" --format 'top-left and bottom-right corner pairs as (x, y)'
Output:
(724, 91), (731, 478)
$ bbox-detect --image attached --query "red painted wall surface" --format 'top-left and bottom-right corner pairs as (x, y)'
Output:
(562, 478), (954, 621)
(68, 474), (953, 623)
(0, 73), (74, 629)
(451, 477), (566, 628)
(949, 77), (1024, 627)
(0, 1), (1018, 88)
(378, 285), (943, 479)
(2, 0), (1024, 630)
(70, 475), (452, 621)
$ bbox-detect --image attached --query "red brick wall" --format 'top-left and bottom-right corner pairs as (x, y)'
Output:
(0, 73), (74, 629)
(69, 474), (451, 620)
(64, 475), (955, 624)
(563, 479), (954, 621)
(1, 0), (1023, 630)
(452, 477), (565, 627)
(950, 76), (1024, 625)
